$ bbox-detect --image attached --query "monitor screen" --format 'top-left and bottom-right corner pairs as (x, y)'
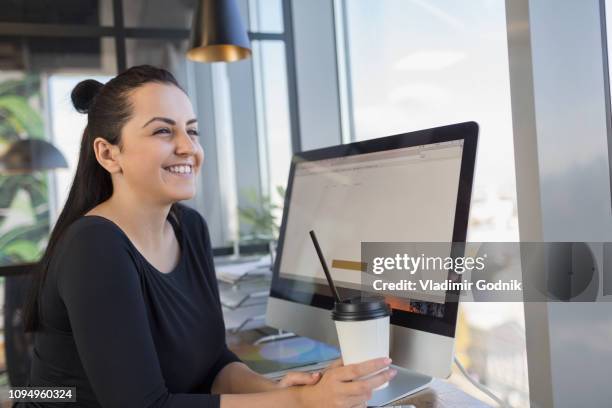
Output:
(270, 122), (478, 338)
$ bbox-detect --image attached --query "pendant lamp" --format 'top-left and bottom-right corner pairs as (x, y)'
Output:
(187, 0), (252, 63)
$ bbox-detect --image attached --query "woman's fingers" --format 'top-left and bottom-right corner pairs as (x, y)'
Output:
(344, 368), (397, 397)
(361, 367), (397, 391)
(321, 358), (343, 377)
(313, 358), (394, 407)
(335, 357), (392, 381)
(278, 371), (321, 388)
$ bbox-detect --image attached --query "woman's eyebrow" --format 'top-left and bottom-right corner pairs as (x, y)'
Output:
(143, 117), (174, 127)
(142, 117), (198, 128)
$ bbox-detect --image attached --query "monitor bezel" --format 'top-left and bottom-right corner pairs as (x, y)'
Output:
(269, 121), (479, 338)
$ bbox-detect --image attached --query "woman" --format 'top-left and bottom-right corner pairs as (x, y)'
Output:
(19, 65), (395, 407)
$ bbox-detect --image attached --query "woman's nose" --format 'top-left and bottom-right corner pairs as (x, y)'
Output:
(175, 130), (197, 155)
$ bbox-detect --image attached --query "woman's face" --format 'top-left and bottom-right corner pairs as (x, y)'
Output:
(116, 82), (204, 204)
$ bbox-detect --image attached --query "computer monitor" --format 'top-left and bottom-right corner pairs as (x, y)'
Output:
(266, 122), (478, 382)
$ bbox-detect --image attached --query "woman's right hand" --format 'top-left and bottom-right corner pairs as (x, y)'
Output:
(298, 357), (397, 408)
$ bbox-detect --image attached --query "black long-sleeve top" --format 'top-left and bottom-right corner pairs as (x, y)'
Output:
(20, 204), (240, 407)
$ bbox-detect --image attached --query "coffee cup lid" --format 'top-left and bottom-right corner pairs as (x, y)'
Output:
(332, 296), (391, 322)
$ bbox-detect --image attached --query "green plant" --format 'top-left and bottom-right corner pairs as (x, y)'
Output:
(0, 75), (51, 266)
(238, 185), (285, 243)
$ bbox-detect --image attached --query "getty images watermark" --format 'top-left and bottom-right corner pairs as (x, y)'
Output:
(357, 242), (612, 303)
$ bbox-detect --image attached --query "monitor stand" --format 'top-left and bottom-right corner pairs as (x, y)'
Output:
(367, 365), (432, 407)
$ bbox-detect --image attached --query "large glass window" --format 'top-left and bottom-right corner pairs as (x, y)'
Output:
(252, 40), (291, 210)
(249, 0), (284, 33)
(234, 0), (295, 244)
(337, 0), (527, 406)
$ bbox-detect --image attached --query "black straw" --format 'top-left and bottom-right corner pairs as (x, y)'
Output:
(309, 230), (342, 303)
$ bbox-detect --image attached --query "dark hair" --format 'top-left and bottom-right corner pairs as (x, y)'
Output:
(24, 65), (185, 332)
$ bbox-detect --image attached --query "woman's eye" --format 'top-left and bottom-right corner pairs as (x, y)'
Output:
(153, 128), (171, 135)
(187, 129), (199, 137)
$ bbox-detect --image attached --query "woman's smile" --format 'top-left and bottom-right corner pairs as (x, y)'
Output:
(163, 164), (194, 178)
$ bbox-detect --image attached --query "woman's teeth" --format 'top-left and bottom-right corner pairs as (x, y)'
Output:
(165, 165), (193, 174)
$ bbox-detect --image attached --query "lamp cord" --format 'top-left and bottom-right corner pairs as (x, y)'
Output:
(453, 356), (508, 408)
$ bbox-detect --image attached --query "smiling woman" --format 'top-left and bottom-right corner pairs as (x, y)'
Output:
(15, 65), (393, 408)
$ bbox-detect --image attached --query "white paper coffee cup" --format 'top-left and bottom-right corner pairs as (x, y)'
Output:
(332, 297), (392, 390)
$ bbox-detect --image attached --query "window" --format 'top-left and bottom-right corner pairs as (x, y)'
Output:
(336, 0), (527, 405)
(249, 0), (284, 33)
(252, 40), (291, 210)
(233, 0), (296, 244)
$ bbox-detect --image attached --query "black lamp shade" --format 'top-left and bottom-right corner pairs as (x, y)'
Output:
(0, 139), (68, 173)
(187, 0), (252, 63)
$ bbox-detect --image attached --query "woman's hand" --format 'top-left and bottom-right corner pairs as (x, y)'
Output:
(297, 357), (396, 408)
(276, 357), (343, 388)
(276, 371), (322, 388)
(322, 358), (343, 372)
(273, 358), (343, 389)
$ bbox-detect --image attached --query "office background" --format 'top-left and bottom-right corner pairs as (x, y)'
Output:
(1, 0), (612, 407)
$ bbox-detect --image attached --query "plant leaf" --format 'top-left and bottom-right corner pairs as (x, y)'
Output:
(2, 239), (41, 263)
(0, 95), (44, 139)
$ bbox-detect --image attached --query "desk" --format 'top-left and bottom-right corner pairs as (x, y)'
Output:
(227, 328), (492, 408)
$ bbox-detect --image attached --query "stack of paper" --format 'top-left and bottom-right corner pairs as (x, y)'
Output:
(216, 256), (272, 284)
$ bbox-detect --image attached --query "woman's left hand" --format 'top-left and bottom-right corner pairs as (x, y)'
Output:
(276, 371), (322, 388)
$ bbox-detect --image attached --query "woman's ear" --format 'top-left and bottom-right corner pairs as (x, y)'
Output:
(92, 137), (122, 174)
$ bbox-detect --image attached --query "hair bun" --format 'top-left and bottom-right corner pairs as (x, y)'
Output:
(71, 79), (104, 114)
